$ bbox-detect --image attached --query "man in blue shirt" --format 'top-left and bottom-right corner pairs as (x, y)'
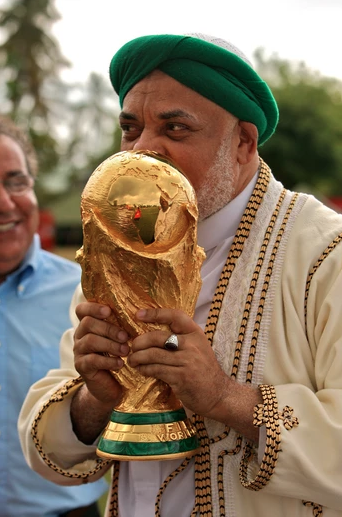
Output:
(0, 116), (107, 516)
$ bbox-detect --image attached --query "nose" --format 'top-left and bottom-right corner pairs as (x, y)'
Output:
(132, 130), (167, 156)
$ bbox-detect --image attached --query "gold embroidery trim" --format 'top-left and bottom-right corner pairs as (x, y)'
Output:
(243, 191), (299, 384)
(108, 462), (120, 517)
(240, 388), (298, 492)
(217, 436), (243, 513)
(304, 233), (342, 336)
(254, 402), (299, 432)
(279, 405), (299, 430)
(230, 187), (285, 381)
(302, 501), (323, 516)
(31, 376), (111, 480)
(209, 188), (296, 509)
(236, 190), (300, 497)
(240, 384), (281, 490)
(155, 457), (192, 515)
(215, 186), (289, 508)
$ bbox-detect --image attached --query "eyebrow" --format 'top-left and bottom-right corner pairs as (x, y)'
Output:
(119, 109), (197, 122)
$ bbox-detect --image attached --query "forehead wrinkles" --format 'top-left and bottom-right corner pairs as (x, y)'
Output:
(120, 107), (198, 125)
(123, 93), (197, 122)
(123, 72), (208, 122)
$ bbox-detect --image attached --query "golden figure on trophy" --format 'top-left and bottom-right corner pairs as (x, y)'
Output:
(76, 150), (205, 461)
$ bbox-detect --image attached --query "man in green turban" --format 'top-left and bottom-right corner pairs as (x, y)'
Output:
(110, 33), (278, 146)
(20, 33), (342, 517)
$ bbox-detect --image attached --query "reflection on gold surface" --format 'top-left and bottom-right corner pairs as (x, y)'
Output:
(76, 150), (205, 413)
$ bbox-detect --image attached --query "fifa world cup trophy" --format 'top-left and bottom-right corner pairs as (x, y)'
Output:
(76, 150), (206, 461)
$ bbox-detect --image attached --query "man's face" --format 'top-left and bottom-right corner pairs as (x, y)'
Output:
(119, 71), (242, 220)
(0, 135), (39, 282)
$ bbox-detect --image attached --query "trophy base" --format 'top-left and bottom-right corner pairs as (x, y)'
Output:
(96, 408), (200, 461)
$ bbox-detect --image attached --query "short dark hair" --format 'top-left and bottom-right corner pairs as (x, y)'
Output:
(0, 116), (38, 177)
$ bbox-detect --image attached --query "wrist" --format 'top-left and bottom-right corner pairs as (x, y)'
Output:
(210, 378), (262, 443)
(70, 384), (113, 444)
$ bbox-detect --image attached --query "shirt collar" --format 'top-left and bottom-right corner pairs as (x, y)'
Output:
(197, 171), (258, 253)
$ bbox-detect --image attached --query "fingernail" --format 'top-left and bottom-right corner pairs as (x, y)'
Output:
(100, 306), (111, 317)
(118, 330), (128, 342)
(120, 344), (129, 356)
(136, 309), (146, 319)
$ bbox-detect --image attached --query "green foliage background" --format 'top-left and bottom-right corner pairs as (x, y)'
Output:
(257, 49), (342, 195)
(1, 0), (342, 213)
(0, 0), (121, 210)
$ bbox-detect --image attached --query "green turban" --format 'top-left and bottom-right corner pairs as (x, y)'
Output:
(109, 34), (279, 146)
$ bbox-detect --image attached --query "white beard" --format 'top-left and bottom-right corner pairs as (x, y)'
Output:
(196, 126), (237, 221)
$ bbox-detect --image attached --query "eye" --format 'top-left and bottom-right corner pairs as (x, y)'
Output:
(120, 123), (141, 141)
(12, 177), (28, 187)
(3, 174), (34, 195)
(120, 123), (135, 132)
(167, 122), (188, 131)
(165, 122), (190, 139)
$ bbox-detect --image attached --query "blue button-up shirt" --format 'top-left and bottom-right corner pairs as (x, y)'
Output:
(0, 235), (107, 516)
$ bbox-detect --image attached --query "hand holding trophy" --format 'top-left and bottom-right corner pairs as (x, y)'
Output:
(76, 150), (205, 461)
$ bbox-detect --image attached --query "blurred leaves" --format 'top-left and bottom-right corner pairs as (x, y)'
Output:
(256, 49), (342, 195)
(1, 0), (342, 208)
(0, 0), (120, 208)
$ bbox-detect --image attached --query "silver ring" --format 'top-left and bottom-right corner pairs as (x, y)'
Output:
(164, 334), (179, 351)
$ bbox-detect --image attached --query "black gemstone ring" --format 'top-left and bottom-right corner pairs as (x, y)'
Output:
(164, 334), (179, 351)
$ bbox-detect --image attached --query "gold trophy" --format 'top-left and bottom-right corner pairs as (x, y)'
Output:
(76, 150), (205, 461)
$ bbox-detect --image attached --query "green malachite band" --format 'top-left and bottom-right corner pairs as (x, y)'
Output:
(110, 408), (188, 425)
(109, 34), (279, 145)
(98, 435), (199, 457)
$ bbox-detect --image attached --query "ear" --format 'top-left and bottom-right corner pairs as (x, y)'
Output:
(236, 121), (258, 165)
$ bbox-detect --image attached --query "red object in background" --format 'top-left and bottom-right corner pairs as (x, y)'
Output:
(329, 197), (342, 212)
(38, 209), (56, 251)
(133, 207), (142, 220)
